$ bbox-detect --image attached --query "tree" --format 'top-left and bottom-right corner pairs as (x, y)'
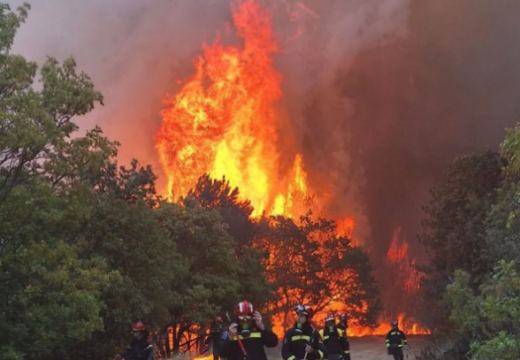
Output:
(445, 261), (520, 360)
(419, 150), (503, 325)
(185, 174), (256, 246)
(417, 126), (520, 360)
(484, 122), (520, 265)
(185, 175), (274, 308)
(153, 201), (247, 353)
(259, 212), (382, 331)
(0, 3), (122, 359)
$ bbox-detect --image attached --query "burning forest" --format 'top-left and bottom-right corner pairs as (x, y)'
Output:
(8, 0), (520, 358)
(155, 0), (428, 338)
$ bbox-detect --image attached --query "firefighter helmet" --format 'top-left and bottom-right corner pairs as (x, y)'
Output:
(295, 304), (314, 318)
(132, 321), (146, 332)
(235, 300), (254, 316)
(325, 312), (335, 323)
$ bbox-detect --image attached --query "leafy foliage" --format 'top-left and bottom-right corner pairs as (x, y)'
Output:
(183, 176), (382, 332)
(418, 151), (503, 330)
(445, 261), (520, 360)
(418, 123), (520, 359)
(420, 150), (503, 287)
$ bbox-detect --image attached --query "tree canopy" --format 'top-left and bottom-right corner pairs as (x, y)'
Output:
(417, 124), (520, 360)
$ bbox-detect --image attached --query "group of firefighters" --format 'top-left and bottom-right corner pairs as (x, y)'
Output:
(116, 300), (409, 360)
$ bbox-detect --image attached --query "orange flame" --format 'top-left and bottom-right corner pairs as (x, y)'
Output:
(312, 303), (430, 337)
(347, 313), (430, 337)
(156, 0), (309, 217)
(337, 228), (428, 336)
(387, 228), (422, 292)
(336, 216), (361, 246)
(155, 0), (429, 337)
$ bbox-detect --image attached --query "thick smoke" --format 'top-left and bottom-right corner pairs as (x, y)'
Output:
(273, 0), (410, 239)
(341, 0), (520, 265)
(316, 1), (520, 318)
(10, 0), (520, 321)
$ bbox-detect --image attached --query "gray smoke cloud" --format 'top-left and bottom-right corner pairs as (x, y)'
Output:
(279, 0), (409, 225)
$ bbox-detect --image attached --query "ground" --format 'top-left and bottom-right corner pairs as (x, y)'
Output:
(264, 336), (430, 360)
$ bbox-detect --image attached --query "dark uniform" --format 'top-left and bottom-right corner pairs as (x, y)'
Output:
(385, 328), (407, 360)
(282, 325), (326, 360)
(220, 325), (278, 360)
(205, 326), (224, 360)
(336, 314), (351, 360)
(319, 326), (350, 360)
(118, 330), (154, 360)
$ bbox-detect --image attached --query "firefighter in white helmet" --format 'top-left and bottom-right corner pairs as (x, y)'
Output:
(319, 312), (350, 360)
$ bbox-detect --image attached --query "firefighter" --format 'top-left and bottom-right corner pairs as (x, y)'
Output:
(335, 313), (351, 359)
(337, 313), (348, 332)
(282, 305), (326, 360)
(220, 300), (278, 360)
(115, 321), (154, 360)
(319, 313), (351, 360)
(204, 316), (225, 360)
(385, 320), (408, 360)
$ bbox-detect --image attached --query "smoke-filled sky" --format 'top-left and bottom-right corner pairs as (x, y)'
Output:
(9, 0), (409, 233)
(8, 0), (520, 313)
(341, 0), (520, 263)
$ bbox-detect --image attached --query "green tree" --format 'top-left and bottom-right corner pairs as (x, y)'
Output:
(445, 261), (520, 360)
(185, 175), (273, 308)
(418, 150), (503, 330)
(185, 174), (256, 246)
(417, 125), (520, 360)
(0, 3), (122, 359)
(484, 122), (520, 265)
(154, 201), (245, 353)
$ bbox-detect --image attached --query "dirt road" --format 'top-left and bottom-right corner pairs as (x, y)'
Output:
(265, 336), (430, 360)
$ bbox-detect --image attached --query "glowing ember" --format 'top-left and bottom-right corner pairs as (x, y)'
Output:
(156, 0), (309, 216)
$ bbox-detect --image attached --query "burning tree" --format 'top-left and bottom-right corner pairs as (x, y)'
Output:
(258, 213), (382, 334)
(186, 175), (382, 336)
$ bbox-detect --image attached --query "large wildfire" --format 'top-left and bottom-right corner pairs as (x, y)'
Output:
(156, 0), (428, 338)
(156, 0), (309, 217)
